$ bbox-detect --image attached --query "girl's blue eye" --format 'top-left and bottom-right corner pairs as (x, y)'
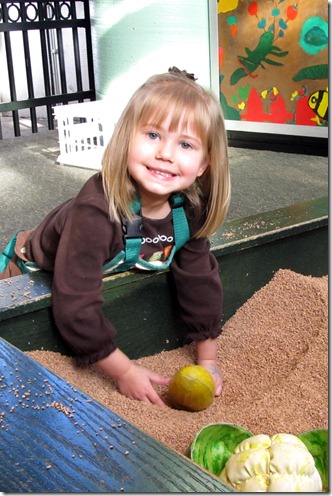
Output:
(181, 142), (192, 149)
(148, 132), (159, 140)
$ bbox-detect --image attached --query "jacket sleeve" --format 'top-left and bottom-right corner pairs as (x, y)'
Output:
(51, 196), (123, 365)
(170, 235), (223, 342)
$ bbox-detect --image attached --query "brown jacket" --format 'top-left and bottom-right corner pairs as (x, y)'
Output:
(6, 173), (223, 365)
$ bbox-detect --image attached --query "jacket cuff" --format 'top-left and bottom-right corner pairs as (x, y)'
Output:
(74, 343), (117, 366)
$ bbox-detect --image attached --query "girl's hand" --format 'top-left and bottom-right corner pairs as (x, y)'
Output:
(115, 363), (170, 406)
(197, 360), (223, 396)
(95, 348), (170, 406)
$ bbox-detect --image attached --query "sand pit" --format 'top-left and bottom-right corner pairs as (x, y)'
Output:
(26, 269), (328, 455)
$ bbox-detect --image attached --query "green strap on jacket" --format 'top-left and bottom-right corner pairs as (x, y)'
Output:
(0, 233), (20, 272)
(103, 193), (190, 274)
(0, 233), (39, 274)
(0, 193), (190, 276)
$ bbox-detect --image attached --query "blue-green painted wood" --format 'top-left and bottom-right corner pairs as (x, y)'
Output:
(0, 197), (327, 319)
(214, 196), (328, 255)
(0, 338), (233, 493)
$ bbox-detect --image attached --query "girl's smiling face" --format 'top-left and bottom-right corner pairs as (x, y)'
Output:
(128, 113), (209, 205)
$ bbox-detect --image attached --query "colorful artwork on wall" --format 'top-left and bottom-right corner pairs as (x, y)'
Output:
(217, 0), (328, 130)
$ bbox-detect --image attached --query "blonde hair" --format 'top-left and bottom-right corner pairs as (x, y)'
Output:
(102, 68), (230, 238)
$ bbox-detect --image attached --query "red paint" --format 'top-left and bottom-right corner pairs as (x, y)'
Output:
(230, 24), (237, 38)
(295, 97), (318, 126)
(241, 88), (293, 124)
(241, 89), (266, 121)
(287, 5), (298, 21)
(248, 1), (258, 16)
(237, 58), (258, 78)
(218, 47), (224, 68)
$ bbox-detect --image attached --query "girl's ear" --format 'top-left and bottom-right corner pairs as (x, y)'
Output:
(197, 160), (209, 177)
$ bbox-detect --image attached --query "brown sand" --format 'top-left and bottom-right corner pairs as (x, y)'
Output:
(26, 269), (328, 455)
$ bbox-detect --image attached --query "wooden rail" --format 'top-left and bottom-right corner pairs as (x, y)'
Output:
(0, 338), (233, 492)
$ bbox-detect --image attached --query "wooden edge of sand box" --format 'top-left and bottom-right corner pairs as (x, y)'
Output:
(26, 269), (328, 455)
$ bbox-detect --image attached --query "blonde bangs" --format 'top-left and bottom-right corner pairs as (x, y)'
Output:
(134, 84), (210, 152)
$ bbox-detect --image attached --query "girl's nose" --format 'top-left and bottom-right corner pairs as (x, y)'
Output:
(156, 142), (174, 162)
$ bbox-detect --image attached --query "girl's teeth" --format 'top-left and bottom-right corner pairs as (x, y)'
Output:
(152, 169), (173, 178)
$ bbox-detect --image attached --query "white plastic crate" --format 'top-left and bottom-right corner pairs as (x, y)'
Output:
(53, 101), (115, 170)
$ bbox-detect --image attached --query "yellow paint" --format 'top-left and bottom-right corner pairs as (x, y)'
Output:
(238, 101), (246, 110)
(291, 90), (299, 101)
(311, 115), (322, 124)
(218, 0), (239, 14)
(262, 87), (279, 100)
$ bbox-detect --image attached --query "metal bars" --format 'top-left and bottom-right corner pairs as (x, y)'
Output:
(0, 0), (96, 138)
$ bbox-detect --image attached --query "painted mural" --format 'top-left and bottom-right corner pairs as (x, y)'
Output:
(217, 0), (328, 128)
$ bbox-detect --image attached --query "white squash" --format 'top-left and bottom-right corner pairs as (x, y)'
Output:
(220, 433), (322, 492)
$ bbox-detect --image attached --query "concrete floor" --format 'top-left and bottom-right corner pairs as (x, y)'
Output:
(0, 123), (328, 252)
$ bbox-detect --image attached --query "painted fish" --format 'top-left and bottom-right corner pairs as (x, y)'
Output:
(308, 88), (328, 120)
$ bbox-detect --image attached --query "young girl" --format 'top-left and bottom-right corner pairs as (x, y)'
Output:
(0, 67), (230, 406)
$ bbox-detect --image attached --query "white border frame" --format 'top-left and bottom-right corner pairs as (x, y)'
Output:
(226, 121), (328, 138)
(208, 0), (220, 98)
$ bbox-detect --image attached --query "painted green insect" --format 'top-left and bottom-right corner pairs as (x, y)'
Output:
(230, 31), (288, 86)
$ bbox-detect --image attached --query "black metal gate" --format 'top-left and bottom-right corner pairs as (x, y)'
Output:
(0, 0), (95, 138)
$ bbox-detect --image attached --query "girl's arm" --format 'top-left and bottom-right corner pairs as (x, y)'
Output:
(94, 348), (170, 406)
(171, 235), (224, 396)
(196, 338), (223, 396)
(171, 237), (223, 341)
